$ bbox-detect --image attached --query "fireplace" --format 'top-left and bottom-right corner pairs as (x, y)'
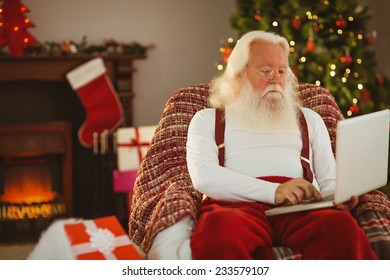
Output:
(0, 122), (72, 241)
(0, 55), (145, 238)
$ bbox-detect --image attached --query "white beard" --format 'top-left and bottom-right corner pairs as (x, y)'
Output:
(228, 79), (300, 133)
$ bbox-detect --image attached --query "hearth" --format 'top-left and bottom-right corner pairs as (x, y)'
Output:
(0, 122), (72, 241)
(0, 55), (146, 237)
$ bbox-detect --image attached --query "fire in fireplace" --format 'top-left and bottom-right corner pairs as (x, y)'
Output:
(0, 122), (72, 241)
(1, 156), (66, 219)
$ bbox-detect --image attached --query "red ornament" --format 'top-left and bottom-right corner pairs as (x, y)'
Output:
(335, 16), (347, 28)
(376, 74), (384, 86)
(254, 10), (262, 21)
(363, 34), (375, 46)
(306, 37), (315, 52)
(0, 0), (40, 56)
(349, 104), (359, 114)
(361, 88), (371, 103)
(313, 22), (320, 32)
(221, 47), (232, 63)
(340, 52), (353, 65)
(292, 16), (301, 30)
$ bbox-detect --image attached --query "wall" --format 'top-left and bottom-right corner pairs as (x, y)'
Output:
(359, 0), (390, 79)
(23, 0), (236, 126)
(22, 0), (388, 126)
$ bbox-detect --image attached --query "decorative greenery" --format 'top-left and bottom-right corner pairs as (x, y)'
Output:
(0, 36), (151, 57)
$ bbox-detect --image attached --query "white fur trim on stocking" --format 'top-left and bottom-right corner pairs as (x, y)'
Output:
(66, 57), (106, 90)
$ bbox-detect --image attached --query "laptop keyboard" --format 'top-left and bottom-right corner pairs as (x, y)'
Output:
(321, 193), (335, 202)
(282, 191), (335, 206)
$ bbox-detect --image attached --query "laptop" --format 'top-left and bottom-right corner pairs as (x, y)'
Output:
(265, 109), (389, 216)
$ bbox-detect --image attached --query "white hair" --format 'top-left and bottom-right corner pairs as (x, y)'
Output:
(209, 30), (297, 108)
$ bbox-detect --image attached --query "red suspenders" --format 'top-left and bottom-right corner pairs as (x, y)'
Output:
(215, 108), (226, 167)
(215, 108), (314, 183)
(298, 110), (314, 183)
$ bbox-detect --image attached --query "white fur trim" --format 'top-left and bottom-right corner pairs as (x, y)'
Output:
(66, 57), (106, 90)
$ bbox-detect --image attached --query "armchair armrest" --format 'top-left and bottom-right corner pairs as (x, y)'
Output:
(128, 84), (209, 253)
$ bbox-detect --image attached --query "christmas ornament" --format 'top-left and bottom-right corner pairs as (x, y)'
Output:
(254, 10), (262, 21)
(361, 88), (371, 103)
(363, 33), (375, 46)
(349, 104), (359, 114)
(313, 22), (320, 32)
(340, 52), (353, 65)
(306, 37), (315, 52)
(66, 57), (125, 147)
(0, 0), (40, 56)
(376, 74), (384, 86)
(221, 46), (232, 63)
(103, 39), (124, 53)
(335, 16), (347, 28)
(60, 40), (78, 54)
(292, 15), (301, 30)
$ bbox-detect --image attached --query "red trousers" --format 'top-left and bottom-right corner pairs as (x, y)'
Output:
(190, 177), (377, 260)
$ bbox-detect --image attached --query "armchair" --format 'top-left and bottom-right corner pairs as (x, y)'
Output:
(129, 83), (390, 259)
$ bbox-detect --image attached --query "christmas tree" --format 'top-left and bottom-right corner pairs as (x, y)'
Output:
(0, 0), (39, 56)
(219, 0), (389, 117)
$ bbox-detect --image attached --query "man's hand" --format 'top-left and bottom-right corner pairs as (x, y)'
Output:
(275, 178), (322, 205)
(335, 194), (370, 211)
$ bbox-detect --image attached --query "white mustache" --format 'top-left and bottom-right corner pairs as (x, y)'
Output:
(261, 84), (284, 96)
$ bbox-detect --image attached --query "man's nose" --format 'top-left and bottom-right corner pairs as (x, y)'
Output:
(268, 75), (283, 84)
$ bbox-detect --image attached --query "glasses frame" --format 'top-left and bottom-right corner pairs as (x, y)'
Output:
(246, 65), (291, 82)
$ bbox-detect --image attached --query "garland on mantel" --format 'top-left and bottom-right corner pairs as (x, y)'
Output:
(0, 36), (153, 57)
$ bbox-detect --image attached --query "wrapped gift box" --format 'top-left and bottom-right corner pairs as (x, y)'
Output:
(116, 125), (157, 171)
(64, 215), (142, 260)
(114, 125), (156, 193)
(113, 169), (137, 193)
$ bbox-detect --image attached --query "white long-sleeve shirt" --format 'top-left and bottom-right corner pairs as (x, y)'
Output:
(186, 106), (336, 205)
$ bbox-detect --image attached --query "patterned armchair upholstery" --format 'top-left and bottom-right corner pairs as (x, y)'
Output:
(129, 83), (390, 259)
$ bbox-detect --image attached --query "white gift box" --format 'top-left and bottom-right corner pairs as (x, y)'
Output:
(116, 125), (157, 171)
(28, 216), (143, 260)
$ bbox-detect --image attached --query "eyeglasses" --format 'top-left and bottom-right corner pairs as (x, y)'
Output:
(247, 65), (290, 82)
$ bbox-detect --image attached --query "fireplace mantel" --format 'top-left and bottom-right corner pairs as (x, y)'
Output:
(0, 54), (147, 125)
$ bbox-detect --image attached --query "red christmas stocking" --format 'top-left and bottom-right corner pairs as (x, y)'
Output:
(66, 57), (124, 147)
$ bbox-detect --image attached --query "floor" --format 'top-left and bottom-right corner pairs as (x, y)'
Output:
(0, 242), (36, 260)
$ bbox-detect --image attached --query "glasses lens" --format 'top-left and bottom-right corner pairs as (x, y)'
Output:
(248, 65), (291, 82)
(266, 69), (275, 80)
